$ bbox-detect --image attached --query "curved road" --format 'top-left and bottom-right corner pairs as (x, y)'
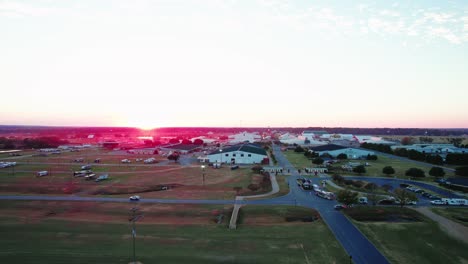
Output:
(271, 144), (390, 264)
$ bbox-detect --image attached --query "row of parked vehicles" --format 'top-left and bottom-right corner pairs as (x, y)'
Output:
(0, 162), (16, 168)
(404, 185), (441, 200)
(431, 198), (467, 206)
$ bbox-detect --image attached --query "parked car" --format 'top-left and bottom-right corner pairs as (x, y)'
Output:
(430, 200), (446, 205)
(422, 193), (431, 198)
(334, 204), (348, 210)
(434, 178), (446, 183)
(395, 199), (417, 205)
(94, 158), (101, 163)
(358, 197), (368, 204)
(95, 174), (109, 182)
(36, 171), (49, 177)
(81, 165), (91, 170)
(121, 159), (131, 163)
(129, 195), (140, 201)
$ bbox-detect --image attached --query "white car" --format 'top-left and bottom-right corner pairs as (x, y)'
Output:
(430, 200), (446, 205)
(129, 195), (140, 201)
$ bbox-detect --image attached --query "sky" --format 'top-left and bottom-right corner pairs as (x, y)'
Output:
(1, 0), (468, 129)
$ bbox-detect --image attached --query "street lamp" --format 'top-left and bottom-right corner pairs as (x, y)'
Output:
(219, 149), (223, 165)
(201, 165), (206, 186)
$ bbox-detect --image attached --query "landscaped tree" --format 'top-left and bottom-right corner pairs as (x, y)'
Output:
(332, 174), (345, 184)
(393, 188), (418, 208)
(169, 138), (180, 144)
(167, 153), (180, 162)
(312, 157), (324, 165)
(193, 139), (204, 145)
(337, 153), (348, 160)
(405, 168), (425, 178)
(294, 146), (304, 152)
(382, 166), (395, 177)
(365, 183), (379, 206)
(429, 167), (446, 177)
(401, 137), (414, 145)
(247, 184), (260, 192)
(233, 186), (242, 195)
(353, 165), (366, 174)
(366, 154), (378, 160)
(181, 139), (192, 145)
(425, 155), (444, 165)
(336, 189), (359, 206)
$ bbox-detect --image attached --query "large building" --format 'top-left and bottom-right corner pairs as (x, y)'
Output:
(391, 144), (466, 154)
(207, 143), (268, 164)
(309, 144), (374, 159)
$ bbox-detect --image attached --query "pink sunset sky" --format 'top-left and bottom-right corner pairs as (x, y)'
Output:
(1, 1), (467, 129)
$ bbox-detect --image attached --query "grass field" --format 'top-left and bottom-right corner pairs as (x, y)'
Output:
(283, 150), (454, 180)
(430, 207), (468, 227)
(0, 150), (278, 200)
(283, 150), (316, 169)
(0, 201), (349, 264)
(348, 207), (468, 264)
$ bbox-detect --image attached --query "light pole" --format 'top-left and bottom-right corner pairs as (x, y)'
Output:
(219, 149), (223, 166)
(201, 165), (206, 186)
(129, 207), (143, 264)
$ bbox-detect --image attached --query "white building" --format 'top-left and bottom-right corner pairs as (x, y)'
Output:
(279, 133), (326, 146)
(355, 135), (397, 145)
(207, 143), (268, 164)
(309, 144), (375, 159)
(127, 148), (158, 155)
(228, 132), (262, 144)
(302, 130), (328, 139)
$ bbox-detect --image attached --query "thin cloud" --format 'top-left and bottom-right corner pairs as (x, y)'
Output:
(0, 1), (61, 17)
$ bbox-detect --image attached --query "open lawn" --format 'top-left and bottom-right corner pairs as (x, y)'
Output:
(331, 155), (455, 180)
(430, 207), (468, 227)
(0, 161), (274, 200)
(282, 151), (316, 169)
(347, 207), (468, 264)
(0, 201), (349, 264)
(283, 149), (455, 180)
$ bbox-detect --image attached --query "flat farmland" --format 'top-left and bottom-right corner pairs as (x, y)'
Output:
(0, 201), (349, 264)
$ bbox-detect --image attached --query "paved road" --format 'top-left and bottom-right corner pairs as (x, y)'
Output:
(271, 144), (390, 264)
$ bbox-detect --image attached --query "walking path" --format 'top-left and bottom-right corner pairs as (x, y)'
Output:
(229, 170), (280, 229)
(414, 207), (468, 244)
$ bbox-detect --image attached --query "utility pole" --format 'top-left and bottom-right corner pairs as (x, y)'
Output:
(129, 207), (143, 264)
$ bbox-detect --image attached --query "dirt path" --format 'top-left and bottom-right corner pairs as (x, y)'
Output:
(414, 207), (468, 244)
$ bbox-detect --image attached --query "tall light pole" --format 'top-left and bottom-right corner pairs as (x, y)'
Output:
(219, 148), (223, 166)
(201, 165), (206, 186)
(129, 207), (143, 264)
